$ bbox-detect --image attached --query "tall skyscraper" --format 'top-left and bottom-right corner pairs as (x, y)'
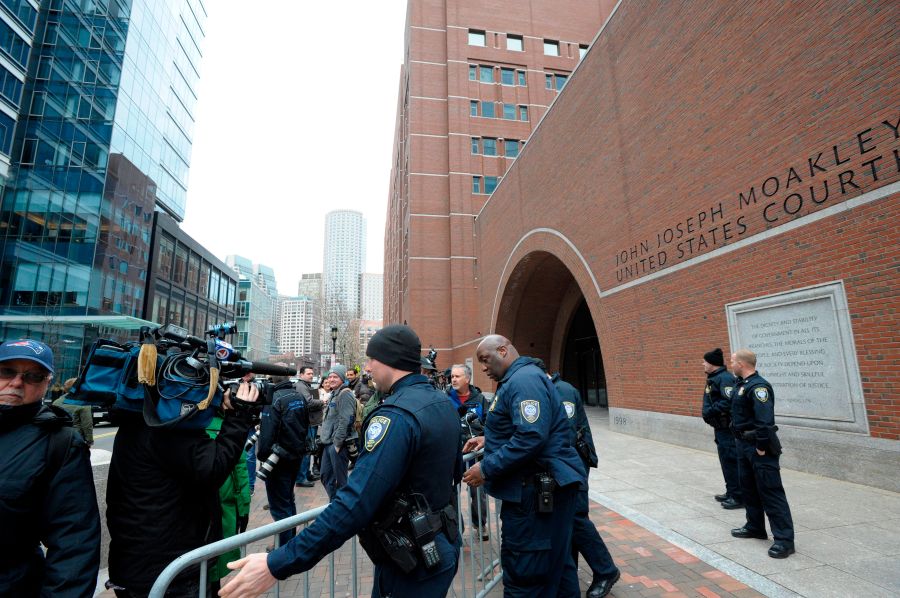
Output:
(384, 0), (612, 357)
(234, 276), (273, 363)
(323, 209), (365, 321)
(297, 273), (322, 304)
(0, 2), (36, 188)
(226, 254), (278, 353)
(277, 295), (317, 358)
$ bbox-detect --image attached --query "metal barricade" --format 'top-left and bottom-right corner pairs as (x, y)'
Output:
(149, 449), (503, 598)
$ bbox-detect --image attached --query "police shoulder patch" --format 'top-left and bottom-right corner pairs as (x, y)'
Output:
(520, 399), (540, 423)
(754, 387), (769, 402)
(365, 415), (391, 451)
(724, 386), (734, 398)
(563, 401), (575, 419)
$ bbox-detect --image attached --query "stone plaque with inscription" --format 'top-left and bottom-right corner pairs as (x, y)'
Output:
(726, 281), (868, 434)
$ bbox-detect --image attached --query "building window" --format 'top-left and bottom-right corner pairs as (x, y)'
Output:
(468, 29), (486, 46)
(502, 103), (516, 120)
(555, 74), (568, 91)
(470, 100), (478, 117)
(544, 39), (559, 56)
(500, 67), (515, 85)
(472, 176), (481, 194)
(158, 235), (175, 279)
(485, 176), (499, 194)
(505, 140), (520, 158)
(173, 244), (187, 285)
(479, 65), (493, 83)
(519, 105), (529, 121)
(579, 44), (589, 60)
(468, 65), (476, 80)
(481, 102), (495, 118)
(517, 70), (526, 86)
(483, 138), (497, 156)
(506, 34), (523, 51)
(471, 137), (480, 154)
(545, 74), (553, 89)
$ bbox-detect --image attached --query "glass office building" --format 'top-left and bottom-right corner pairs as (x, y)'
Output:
(0, 0), (207, 379)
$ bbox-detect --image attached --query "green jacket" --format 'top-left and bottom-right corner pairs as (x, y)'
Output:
(361, 390), (384, 422)
(52, 397), (93, 445)
(205, 416), (251, 581)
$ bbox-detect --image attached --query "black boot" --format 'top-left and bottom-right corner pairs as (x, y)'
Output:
(586, 569), (620, 598)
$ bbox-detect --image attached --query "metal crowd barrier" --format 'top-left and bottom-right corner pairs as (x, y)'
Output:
(149, 449), (503, 598)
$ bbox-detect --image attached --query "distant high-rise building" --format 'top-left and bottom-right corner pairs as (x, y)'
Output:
(277, 295), (317, 357)
(323, 210), (365, 322)
(226, 255), (278, 353)
(384, 0), (611, 358)
(297, 273), (323, 304)
(235, 276), (273, 362)
(226, 255), (254, 279)
(361, 273), (383, 321)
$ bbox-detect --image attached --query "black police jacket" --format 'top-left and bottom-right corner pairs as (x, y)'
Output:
(702, 367), (736, 429)
(482, 357), (586, 503)
(0, 403), (100, 597)
(551, 373), (598, 468)
(731, 371), (777, 451)
(267, 373), (461, 579)
(258, 381), (309, 461)
(106, 407), (253, 594)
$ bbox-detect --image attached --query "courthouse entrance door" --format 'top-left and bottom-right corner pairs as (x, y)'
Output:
(561, 299), (607, 407)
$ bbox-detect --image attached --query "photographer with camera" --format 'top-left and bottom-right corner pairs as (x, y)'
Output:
(447, 363), (491, 540)
(295, 366), (324, 488)
(106, 380), (259, 597)
(317, 365), (358, 501)
(220, 324), (461, 598)
(256, 366), (311, 546)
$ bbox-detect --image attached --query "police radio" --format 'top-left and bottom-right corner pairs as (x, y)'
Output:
(408, 509), (442, 568)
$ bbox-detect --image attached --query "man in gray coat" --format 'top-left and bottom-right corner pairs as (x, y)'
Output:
(318, 365), (358, 500)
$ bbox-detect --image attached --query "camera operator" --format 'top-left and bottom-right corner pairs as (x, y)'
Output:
(257, 366), (311, 546)
(447, 363), (491, 540)
(106, 380), (259, 597)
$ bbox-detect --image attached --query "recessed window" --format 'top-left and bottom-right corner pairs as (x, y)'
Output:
(502, 103), (516, 120)
(579, 44), (589, 60)
(469, 29), (486, 46)
(555, 74), (568, 91)
(470, 100), (478, 116)
(479, 65), (493, 83)
(472, 176), (482, 193)
(519, 105), (529, 121)
(482, 138), (497, 156)
(471, 137), (480, 154)
(517, 70), (526, 86)
(500, 67), (515, 85)
(485, 176), (499, 194)
(505, 140), (520, 158)
(544, 40), (559, 56)
(481, 102), (495, 118)
(507, 35), (523, 51)
(545, 74), (553, 89)
(469, 65), (476, 80)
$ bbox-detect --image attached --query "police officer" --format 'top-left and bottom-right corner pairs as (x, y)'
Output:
(701, 348), (743, 509)
(220, 324), (462, 598)
(463, 336), (585, 597)
(535, 359), (620, 598)
(729, 349), (795, 559)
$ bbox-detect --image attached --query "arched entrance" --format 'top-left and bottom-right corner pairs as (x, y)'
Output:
(494, 251), (606, 407)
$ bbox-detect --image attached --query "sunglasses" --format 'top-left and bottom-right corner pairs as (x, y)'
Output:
(0, 366), (50, 384)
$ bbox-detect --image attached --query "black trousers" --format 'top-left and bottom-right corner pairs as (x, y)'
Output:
(736, 438), (794, 542)
(714, 427), (742, 500)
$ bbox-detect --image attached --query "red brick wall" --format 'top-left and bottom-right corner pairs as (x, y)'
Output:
(473, 1), (900, 438)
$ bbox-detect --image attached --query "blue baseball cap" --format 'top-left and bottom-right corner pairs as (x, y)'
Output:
(0, 339), (55, 373)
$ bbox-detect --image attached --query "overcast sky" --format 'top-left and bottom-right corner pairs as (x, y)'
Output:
(181, 2), (408, 295)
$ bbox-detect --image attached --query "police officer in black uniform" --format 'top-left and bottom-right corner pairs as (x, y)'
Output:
(700, 348), (743, 510)
(463, 336), (585, 597)
(220, 325), (462, 598)
(729, 349), (795, 559)
(535, 359), (620, 598)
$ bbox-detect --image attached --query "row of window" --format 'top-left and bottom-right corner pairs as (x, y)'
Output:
(468, 29), (588, 59)
(0, 18), (30, 69)
(470, 100), (528, 121)
(545, 73), (568, 91)
(469, 64), (526, 86)
(472, 175), (500, 195)
(0, 66), (23, 108)
(471, 137), (522, 158)
(1, 0), (38, 33)
(157, 232), (236, 307)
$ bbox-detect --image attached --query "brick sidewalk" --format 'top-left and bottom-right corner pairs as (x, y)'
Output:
(100, 475), (764, 597)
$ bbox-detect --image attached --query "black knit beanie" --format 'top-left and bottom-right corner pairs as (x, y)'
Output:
(703, 348), (725, 367)
(366, 324), (421, 372)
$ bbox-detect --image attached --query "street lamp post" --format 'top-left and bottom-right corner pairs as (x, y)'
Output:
(331, 326), (338, 366)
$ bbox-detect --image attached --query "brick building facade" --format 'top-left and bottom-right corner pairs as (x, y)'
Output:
(468, 1), (898, 488)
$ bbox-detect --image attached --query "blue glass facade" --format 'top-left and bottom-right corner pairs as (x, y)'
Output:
(0, 0), (206, 380)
